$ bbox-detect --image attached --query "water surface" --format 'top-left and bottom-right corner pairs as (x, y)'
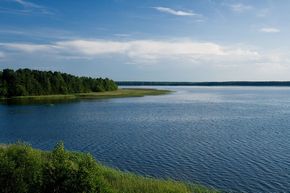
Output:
(1, 86), (290, 193)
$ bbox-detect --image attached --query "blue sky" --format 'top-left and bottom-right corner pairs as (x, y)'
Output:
(0, 0), (290, 81)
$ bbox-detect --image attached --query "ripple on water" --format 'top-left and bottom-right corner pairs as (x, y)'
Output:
(1, 87), (290, 193)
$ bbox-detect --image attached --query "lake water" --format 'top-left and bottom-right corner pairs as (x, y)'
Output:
(1, 86), (290, 193)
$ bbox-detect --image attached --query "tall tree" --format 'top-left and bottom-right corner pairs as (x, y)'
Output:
(0, 69), (118, 97)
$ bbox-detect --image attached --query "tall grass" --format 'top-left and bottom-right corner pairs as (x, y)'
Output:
(0, 88), (171, 105)
(98, 164), (217, 193)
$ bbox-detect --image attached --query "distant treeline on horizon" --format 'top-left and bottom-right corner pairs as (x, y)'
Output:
(0, 69), (118, 97)
(117, 81), (290, 87)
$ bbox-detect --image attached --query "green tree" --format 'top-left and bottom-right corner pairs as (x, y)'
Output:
(0, 68), (118, 97)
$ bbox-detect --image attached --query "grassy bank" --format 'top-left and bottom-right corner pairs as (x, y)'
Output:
(0, 143), (218, 193)
(0, 88), (171, 104)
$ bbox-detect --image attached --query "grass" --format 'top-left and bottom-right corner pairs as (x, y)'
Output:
(0, 88), (171, 104)
(76, 88), (171, 99)
(97, 164), (218, 193)
(0, 143), (219, 193)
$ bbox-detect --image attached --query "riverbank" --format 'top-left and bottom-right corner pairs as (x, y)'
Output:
(0, 143), (218, 193)
(0, 88), (171, 104)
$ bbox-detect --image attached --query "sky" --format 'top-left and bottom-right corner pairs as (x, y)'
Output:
(0, 0), (290, 81)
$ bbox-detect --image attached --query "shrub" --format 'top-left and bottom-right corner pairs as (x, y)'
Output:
(0, 142), (114, 193)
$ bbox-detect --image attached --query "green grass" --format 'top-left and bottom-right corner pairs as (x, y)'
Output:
(97, 164), (218, 193)
(0, 143), (219, 193)
(0, 88), (171, 104)
(75, 88), (171, 99)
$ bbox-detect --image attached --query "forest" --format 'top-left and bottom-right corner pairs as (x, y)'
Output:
(0, 69), (118, 98)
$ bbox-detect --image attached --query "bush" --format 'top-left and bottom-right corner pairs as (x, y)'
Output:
(0, 143), (43, 193)
(0, 142), (114, 193)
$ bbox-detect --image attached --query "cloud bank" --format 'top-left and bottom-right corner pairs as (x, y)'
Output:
(1, 39), (290, 80)
(1, 39), (260, 64)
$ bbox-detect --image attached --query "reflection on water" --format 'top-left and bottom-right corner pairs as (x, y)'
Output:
(1, 86), (290, 193)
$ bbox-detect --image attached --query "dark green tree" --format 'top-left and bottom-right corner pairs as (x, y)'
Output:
(0, 69), (118, 97)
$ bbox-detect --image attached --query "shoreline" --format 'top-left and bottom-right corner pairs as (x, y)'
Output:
(0, 88), (171, 104)
(0, 143), (218, 193)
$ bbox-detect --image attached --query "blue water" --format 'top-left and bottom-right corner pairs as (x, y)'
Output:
(1, 86), (290, 193)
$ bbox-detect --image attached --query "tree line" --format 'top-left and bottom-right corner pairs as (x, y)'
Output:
(0, 69), (118, 97)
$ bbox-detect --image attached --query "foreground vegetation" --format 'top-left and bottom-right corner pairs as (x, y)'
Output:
(0, 143), (218, 193)
(0, 68), (117, 97)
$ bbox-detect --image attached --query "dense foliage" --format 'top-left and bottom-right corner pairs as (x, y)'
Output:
(0, 69), (118, 97)
(0, 142), (113, 193)
(0, 143), (218, 193)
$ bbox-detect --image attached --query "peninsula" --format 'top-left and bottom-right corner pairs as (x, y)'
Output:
(0, 69), (170, 104)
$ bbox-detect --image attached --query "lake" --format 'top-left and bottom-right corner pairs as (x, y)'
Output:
(1, 86), (290, 193)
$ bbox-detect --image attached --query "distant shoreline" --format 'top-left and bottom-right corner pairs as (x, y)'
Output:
(117, 81), (290, 87)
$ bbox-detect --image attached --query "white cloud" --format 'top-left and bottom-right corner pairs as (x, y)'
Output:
(260, 27), (280, 33)
(0, 39), (260, 65)
(1, 0), (54, 15)
(55, 40), (130, 55)
(2, 39), (290, 80)
(0, 39), (252, 56)
(230, 3), (253, 13)
(14, 0), (42, 9)
(0, 43), (53, 53)
(153, 7), (199, 16)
